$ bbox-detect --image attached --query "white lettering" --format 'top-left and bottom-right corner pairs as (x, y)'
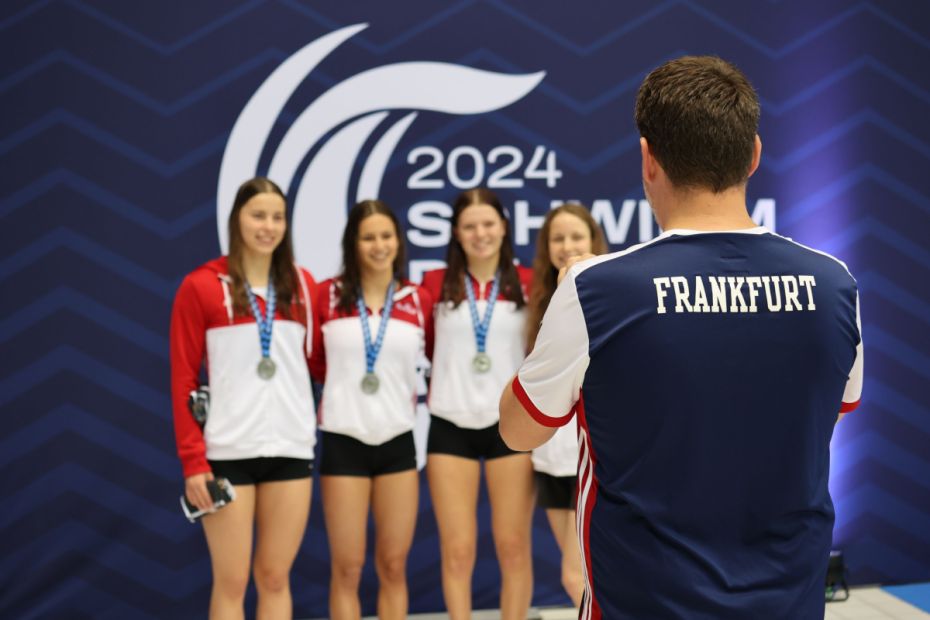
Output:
(653, 273), (815, 315)
(653, 277), (671, 314)
(727, 277), (748, 312)
(671, 276), (692, 313)
(751, 198), (776, 231)
(514, 199), (545, 246)
(782, 275), (801, 311)
(407, 201), (451, 248)
(639, 199), (656, 241)
(710, 276), (728, 313)
(693, 277), (710, 312)
(591, 199), (637, 245)
(763, 276), (782, 311)
(799, 275), (817, 310)
(408, 259), (446, 284)
(745, 276), (762, 313)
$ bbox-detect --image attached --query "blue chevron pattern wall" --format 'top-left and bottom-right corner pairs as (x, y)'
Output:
(2, 1), (928, 617)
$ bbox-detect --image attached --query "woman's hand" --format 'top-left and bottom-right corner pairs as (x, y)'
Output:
(557, 253), (596, 285)
(185, 471), (215, 512)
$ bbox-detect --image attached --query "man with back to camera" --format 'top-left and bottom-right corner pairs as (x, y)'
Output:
(499, 56), (863, 619)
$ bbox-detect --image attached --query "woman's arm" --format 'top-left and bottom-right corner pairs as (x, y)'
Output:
(169, 275), (210, 479)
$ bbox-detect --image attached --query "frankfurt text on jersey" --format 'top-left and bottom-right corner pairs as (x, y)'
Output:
(653, 275), (817, 314)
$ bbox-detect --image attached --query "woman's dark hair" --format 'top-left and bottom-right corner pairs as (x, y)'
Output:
(526, 203), (607, 349)
(440, 188), (524, 308)
(227, 177), (300, 320)
(337, 199), (407, 314)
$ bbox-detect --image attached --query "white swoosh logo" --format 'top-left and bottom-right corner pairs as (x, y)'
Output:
(218, 23), (545, 278)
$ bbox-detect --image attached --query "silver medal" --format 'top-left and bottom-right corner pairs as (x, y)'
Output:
(472, 352), (492, 373)
(361, 372), (380, 394)
(257, 357), (276, 380)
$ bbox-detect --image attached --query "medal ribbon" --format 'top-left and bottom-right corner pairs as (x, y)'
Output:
(357, 281), (396, 374)
(245, 275), (275, 360)
(464, 272), (500, 355)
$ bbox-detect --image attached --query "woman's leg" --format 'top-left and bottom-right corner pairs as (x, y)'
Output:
(202, 484), (257, 620)
(427, 454), (481, 620)
(559, 509), (585, 607)
(485, 453), (535, 620)
(545, 508), (569, 553)
(252, 478), (312, 620)
(322, 475), (372, 620)
(371, 469), (419, 620)
(547, 508), (584, 607)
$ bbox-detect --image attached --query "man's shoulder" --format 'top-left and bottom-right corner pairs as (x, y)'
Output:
(761, 232), (856, 282)
(577, 230), (855, 282)
(570, 236), (670, 283)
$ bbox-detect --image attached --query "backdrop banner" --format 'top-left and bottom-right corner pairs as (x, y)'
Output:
(1, 1), (928, 617)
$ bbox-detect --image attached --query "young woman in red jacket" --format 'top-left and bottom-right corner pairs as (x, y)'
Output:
(170, 177), (316, 619)
(421, 188), (535, 620)
(310, 200), (432, 619)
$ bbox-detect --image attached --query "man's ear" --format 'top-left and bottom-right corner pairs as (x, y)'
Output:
(641, 137), (658, 182)
(747, 134), (762, 178)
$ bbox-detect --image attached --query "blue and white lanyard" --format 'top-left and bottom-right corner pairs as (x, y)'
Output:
(357, 281), (396, 374)
(245, 276), (275, 359)
(464, 272), (500, 354)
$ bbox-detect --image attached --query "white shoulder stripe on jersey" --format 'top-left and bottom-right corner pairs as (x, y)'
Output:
(568, 226), (855, 283)
(565, 228), (682, 280)
(659, 226), (769, 236)
(767, 231), (857, 282)
(567, 226), (768, 280)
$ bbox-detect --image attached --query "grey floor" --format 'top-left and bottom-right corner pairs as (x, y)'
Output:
(311, 586), (929, 619)
(824, 586), (930, 620)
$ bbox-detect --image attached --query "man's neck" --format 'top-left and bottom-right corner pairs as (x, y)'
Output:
(655, 185), (758, 232)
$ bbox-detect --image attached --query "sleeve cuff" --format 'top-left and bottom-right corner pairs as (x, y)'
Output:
(511, 376), (574, 428)
(839, 399), (860, 414)
(181, 454), (211, 479)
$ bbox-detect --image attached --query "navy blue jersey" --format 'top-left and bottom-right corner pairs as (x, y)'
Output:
(513, 227), (862, 620)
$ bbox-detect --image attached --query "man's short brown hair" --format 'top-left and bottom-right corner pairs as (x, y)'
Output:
(634, 56), (760, 193)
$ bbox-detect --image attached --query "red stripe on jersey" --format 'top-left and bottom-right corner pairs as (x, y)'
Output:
(839, 399), (860, 413)
(575, 393), (602, 620)
(511, 376), (574, 428)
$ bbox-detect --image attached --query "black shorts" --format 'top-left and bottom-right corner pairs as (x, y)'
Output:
(208, 457), (313, 486)
(535, 472), (577, 509)
(427, 415), (523, 461)
(319, 431), (417, 477)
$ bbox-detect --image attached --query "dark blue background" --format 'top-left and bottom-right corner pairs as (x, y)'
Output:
(1, 1), (928, 617)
